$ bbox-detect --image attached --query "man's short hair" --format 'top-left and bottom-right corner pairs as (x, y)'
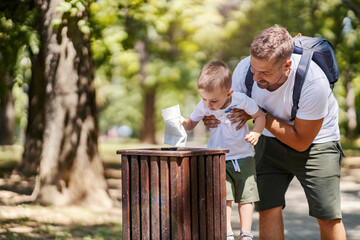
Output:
(197, 60), (232, 91)
(250, 24), (293, 64)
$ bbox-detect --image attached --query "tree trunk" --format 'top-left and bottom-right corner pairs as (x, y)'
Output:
(29, 0), (112, 208)
(15, 48), (46, 176)
(136, 40), (156, 144)
(0, 77), (14, 145)
(346, 80), (357, 138)
(141, 91), (156, 144)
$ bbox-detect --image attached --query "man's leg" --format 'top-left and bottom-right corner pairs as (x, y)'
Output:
(317, 218), (346, 240)
(259, 206), (284, 240)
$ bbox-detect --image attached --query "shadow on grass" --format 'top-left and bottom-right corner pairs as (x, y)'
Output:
(0, 217), (122, 240)
(0, 145), (123, 240)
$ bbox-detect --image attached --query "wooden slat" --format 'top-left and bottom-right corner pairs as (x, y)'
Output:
(182, 156), (191, 239)
(150, 156), (160, 240)
(213, 155), (221, 240)
(121, 155), (130, 240)
(219, 155), (227, 238)
(130, 155), (140, 239)
(190, 156), (199, 240)
(170, 157), (180, 239)
(160, 156), (170, 240)
(206, 155), (214, 240)
(140, 156), (150, 239)
(198, 155), (207, 239)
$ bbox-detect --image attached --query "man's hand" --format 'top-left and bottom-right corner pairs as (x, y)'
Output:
(202, 115), (220, 128)
(227, 108), (251, 130)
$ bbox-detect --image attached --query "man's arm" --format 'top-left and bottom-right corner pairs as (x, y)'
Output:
(265, 112), (323, 152)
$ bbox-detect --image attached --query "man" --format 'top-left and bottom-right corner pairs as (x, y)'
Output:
(203, 24), (346, 239)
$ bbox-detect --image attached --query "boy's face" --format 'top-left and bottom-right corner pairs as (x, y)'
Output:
(198, 87), (233, 111)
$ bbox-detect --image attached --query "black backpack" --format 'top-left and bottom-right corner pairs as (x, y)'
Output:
(245, 34), (339, 121)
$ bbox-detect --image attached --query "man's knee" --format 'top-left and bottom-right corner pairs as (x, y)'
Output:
(317, 218), (343, 229)
(259, 207), (284, 240)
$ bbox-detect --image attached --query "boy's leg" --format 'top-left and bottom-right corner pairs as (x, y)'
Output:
(317, 219), (346, 240)
(227, 200), (233, 232)
(238, 202), (253, 233)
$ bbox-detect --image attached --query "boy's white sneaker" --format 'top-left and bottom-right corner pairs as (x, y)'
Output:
(238, 231), (253, 240)
(227, 231), (235, 240)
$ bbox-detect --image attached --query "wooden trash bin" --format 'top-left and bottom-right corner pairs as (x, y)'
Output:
(117, 147), (229, 240)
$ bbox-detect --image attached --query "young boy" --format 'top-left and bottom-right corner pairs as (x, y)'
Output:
(181, 60), (265, 240)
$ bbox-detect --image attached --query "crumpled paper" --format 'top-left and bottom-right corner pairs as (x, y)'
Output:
(161, 105), (187, 147)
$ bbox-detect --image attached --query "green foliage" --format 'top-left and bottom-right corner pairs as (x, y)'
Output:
(90, 0), (230, 135)
(0, 0), (39, 142)
(2, 0), (360, 140)
(52, 0), (91, 33)
(0, 1), (39, 80)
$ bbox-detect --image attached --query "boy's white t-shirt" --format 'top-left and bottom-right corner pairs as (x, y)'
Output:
(231, 54), (340, 143)
(190, 91), (259, 160)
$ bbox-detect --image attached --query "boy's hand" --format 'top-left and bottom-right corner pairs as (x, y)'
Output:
(244, 131), (261, 145)
(180, 118), (185, 125)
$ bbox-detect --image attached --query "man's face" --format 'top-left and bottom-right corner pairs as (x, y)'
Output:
(250, 56), (289, 90)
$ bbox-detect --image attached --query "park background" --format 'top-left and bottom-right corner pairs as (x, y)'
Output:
(0, 0), (360, 239)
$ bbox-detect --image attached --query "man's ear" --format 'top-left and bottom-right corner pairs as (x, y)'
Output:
(227, 89), (234, 98)
(284, 59), (292, 71)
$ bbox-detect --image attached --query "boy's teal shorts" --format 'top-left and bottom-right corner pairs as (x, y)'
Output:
(254, 136), (343, 220)
(226, 156), (260, 204)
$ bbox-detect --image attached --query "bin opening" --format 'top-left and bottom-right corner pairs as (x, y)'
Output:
(160, 147), (178, 151)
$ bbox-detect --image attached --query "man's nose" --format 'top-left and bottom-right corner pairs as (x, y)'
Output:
(252, 71), (262, 82)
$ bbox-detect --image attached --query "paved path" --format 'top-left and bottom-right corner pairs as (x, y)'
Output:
(231, 178), (360, 239)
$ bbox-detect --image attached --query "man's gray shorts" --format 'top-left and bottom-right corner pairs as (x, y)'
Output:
(254, 136), (344, 220)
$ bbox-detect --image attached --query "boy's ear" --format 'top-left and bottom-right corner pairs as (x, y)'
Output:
(227, 89), (234, 97)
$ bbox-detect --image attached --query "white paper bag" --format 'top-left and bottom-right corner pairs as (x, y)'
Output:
(161, 105), (187, 147)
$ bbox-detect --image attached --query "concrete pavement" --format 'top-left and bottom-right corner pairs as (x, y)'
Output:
(231, 178), (360, 239)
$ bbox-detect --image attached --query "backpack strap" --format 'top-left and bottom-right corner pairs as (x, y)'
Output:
(291, 48), (314, 121)
(245, 66), (254, 97)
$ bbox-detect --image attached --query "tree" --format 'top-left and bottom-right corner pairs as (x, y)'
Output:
(336, 0), (360, 138)
(18, 0), (112, 207)
(0, 0), (36, 145)
(0, 76), (14, 145)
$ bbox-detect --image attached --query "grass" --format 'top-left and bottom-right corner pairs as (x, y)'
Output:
(0, 140), (127, 240)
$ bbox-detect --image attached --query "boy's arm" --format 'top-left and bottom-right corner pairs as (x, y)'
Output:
(181, 117), (199, 131)
(244, 108), (265, 145)
(251, 108), (266, 134)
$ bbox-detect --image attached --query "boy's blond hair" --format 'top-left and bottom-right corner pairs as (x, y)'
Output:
(250, 24), (293, 65)
(197, 60), (232, 92)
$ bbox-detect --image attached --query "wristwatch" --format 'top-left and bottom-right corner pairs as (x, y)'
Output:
(261, 107), (267, 117)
